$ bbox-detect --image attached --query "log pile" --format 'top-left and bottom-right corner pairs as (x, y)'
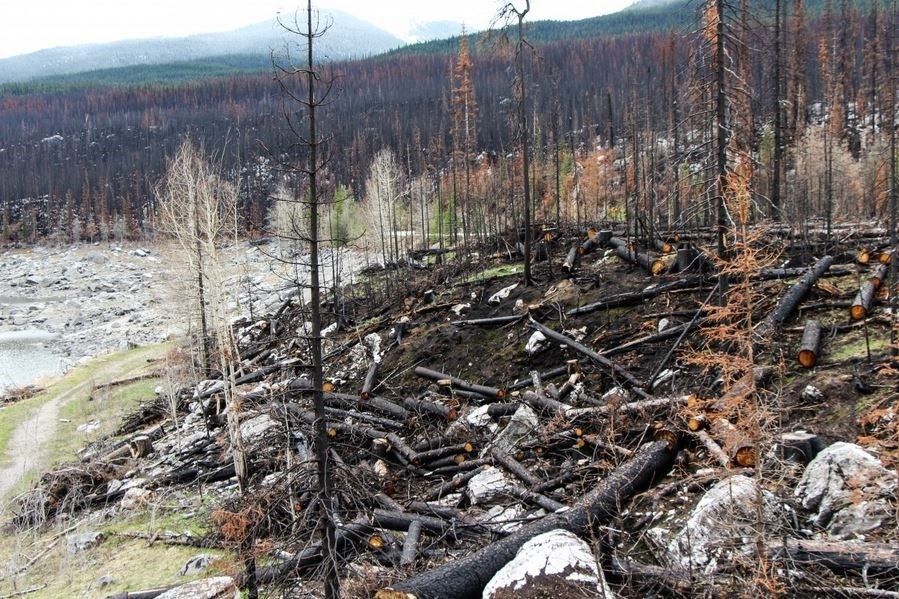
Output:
(9, 225), (899, 598)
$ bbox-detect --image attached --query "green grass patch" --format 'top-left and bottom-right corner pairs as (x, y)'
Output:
(463, 263), (524, 284)
(828, 331), (890, 362)
(0, 343), (171, 499)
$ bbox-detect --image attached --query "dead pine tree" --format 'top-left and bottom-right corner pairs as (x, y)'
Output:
(272, 3), (340, 597)
(690, 0), (754, 303)
(498, 1), (534, 286)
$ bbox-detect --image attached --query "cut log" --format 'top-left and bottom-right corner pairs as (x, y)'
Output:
(529, 319), (653, 401)
(413, 443), (474, 465)
(755, 255), (834, 338)
(400, 521), (422, 567)
(128, 436), (154, 459)
(775, 431), (827, 464)
(403, 395), (457, 421)
(608, 237), (667, 275)
(798, 320), (822, 368)
(562, 244), (580, 273)
(695, 430), (731, 468)
(375, 439), (678, 599)
(489, 447), (541, 487)
(857, 247), (872, 264)
(774, 538), (899, 578)
(565, 276), (705, 317)
(361, 361), (380, 401)
(710, 418), (756, 467)
(413, 366), (506, 400)
(850, 279), (877, 320)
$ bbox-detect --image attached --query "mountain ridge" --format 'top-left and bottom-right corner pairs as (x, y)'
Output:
(0, 10), (403, 83)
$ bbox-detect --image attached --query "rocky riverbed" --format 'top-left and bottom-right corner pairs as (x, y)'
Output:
(0, 241), (371, 390)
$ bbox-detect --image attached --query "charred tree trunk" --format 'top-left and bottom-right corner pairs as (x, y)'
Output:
(755, 255), (834, 337)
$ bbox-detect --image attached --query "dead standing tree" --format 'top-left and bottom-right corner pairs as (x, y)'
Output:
(272, 2), (340, 597)
(499, 1), (534, 286)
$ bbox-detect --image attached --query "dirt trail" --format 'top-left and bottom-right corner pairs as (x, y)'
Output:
(0, 351), (156, 511)
(0, 384), (85, 506)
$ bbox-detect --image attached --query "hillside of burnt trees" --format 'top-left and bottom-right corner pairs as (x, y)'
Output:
(0, 0), (892, 243)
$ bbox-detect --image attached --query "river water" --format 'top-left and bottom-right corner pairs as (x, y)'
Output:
(0, 296), (67, 392)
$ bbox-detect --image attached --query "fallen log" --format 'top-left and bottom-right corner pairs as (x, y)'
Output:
(774, 538), (899, 578)
(489, 447), (541, 487)
(609, 557), (692, 595)
(798, 320), (822, 368)
(529, 319), (652, 401)
(562, 244), (580, 273)
(565, 276), (705, 317)
(451, 315), (523, 327)
(361, 361), (380, 400)
(413, 366), (506, 400)
(850, 279), (878, 321)
(608, 237), (667, 275)
(507, 364), (572, 391)
(755, 255), (834, 338)
(375, 438), (678, 599)
(869, 263), (890, 288)
(400, 521), (422, 567)
(710, 418), (756, 467)
(253, 519), (374, 585)
(403, 395), (457, 421)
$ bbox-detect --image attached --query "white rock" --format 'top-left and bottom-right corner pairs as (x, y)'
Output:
(239, 413), (278, 444)
(479, 504), (528, 534)
(801, 385), (824, 401)
(663, 475), (782, 572)
(488, 283), (518, 305)
(466, 466), (512, 505)
(524, 331), (547, 356)
(155, 576), (237, 599)
(120, 487), (156, 510)
(179, 554), (218, 576)
(482, 530), (614, 598)
(489, 404), (539, 455)
(658, 318), (671, 332)
(465, 405), (495, 430)
(450, 303), (471, 316)
(827, 500), (893, 539)
(67, 531), (104, 554)
(795, 442), (897, 535)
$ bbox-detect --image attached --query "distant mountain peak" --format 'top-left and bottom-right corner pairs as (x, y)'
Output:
(0, 10), (403, 84)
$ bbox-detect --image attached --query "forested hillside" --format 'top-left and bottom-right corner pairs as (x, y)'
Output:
(0, 0), (887, 244)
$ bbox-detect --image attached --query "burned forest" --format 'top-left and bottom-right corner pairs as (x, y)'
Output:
(1, 0), (899, 598)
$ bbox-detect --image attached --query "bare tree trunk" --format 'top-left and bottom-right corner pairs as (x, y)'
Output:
(515, 2), (533, 285)
(772, 0), (783, 220)
(304, 3), (338, 596)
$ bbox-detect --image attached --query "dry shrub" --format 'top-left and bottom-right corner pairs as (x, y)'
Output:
(213, 505), (264, 548)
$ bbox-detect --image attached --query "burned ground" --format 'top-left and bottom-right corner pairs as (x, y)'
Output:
(4, 228), (898, 598)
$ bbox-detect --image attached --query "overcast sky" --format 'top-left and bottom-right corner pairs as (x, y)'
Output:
(0, 0), (634, 59)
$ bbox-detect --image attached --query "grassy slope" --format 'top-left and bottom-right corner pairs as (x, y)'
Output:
(0, 343), (169, 495)
(0, 342), (230, 598)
